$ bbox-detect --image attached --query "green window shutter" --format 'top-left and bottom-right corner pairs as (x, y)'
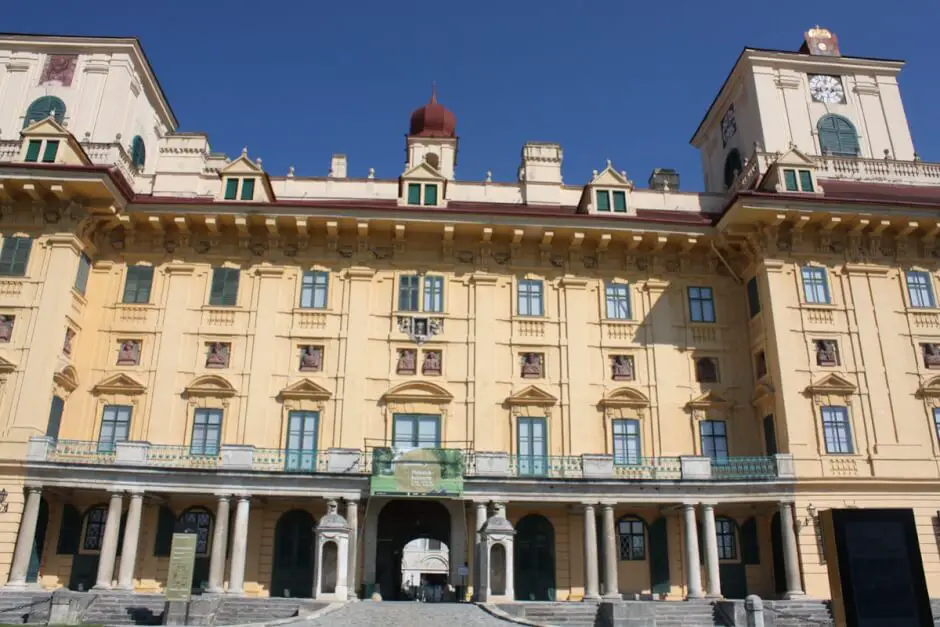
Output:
(613, 191), (627, 212)
(123, 266), (154, 304)
(46, 396), (64, 439)
(407, 183), (421, 205)
(740, 517), (760, 564)
(423, 184), (438, 205)
(783, 170), (798, 191)
(224, 178), (238, 200)
(56, 505), (82, 555)
(131, 136), (146, 169)
(41, 140), (59, 163)
(23, 96), (66, 128)
(210, 268), (239, 306)
(0, 237), (32, 277)
(153, 506), (175, 557)
(240, 178), (255, 200)
(596, 190), (610, 211)
(24, 140), (41, 162)
(798, 170), (814, 192)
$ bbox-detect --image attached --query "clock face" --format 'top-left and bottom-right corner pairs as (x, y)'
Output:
(809, 74), (845, 104)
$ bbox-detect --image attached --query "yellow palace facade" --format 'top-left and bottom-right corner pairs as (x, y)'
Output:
(0, 28), (937, 609)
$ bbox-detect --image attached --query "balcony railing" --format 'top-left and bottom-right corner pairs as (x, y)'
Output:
(0, 140), (20, 162)
(25, 437), (792, 483)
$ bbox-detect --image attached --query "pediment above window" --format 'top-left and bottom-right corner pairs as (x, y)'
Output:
(581, 160), (635, 215)
(588, 161), (633, 188)
(751, 382), (775, 407)
(278, 378), (332, 402)
(382, 381), (453, 404)
(687, 390), (731, 410)
(505, 385), (557, 407)
(92, 373), (146, 395)
(917, 375), (940, 399)
(21, 117), (70, 137)
(759, 146), (824, 195)
(183, 374), (236, 399)
(0, 355), (16, 376)
(19, 118), (90, 166)
(599, 386), (649, 409)
(53, 365), (79, 393)
(401, 161), (447, 181)
(805, 373), (856, 397)
(220, 149), (264, 175)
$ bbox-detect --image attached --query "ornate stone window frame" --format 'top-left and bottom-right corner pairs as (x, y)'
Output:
(90, 373), (147, 442)
(686, 391), (733, 457)
(804, 373), (859, 457)
(599, 386), (650, 456)
(380, 381), (454, 442)
(505, 385), (557, 418)
(916, 375), (940, 456)
(53, 365), (79, 398)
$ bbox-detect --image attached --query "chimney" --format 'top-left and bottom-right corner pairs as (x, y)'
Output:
(649, 168), (680, 191)
(329, 154), (347, 178)
(519, 142), (563, 205)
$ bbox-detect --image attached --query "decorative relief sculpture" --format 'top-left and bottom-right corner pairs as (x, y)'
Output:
(694, 357), (719, 383)
(815, 340), (839, 366)
(611, 355), (635, 381)
(39, 55), (78, 87)
(397, 315), (443, 345)
(63, 328), (76, 356)
(422, 350), (442, 376)
(521, 353), (544, 378)
(396, 349), (417, 375)
(299, 345), (324, 372)
(0, 315), (14, 342)
(116, 340), (141, 366)
(922, 343), (940, 370)
(206, 342), (231, 368)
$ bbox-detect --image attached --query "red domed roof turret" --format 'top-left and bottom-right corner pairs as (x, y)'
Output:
(409, 84), (456, 138)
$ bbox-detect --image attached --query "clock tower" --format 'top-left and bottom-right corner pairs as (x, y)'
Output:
(691, 27), (917, 193)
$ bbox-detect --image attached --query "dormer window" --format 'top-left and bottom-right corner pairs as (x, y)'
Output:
(24, 139), (59, 163)
(783, 169), (814, 192)
(223, 177), (255, 201)
(407, 182), (438, 206)
(596, 190), (627, 213)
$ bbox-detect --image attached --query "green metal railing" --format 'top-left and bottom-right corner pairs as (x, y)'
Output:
(613, 456), (682, 480)
(252, 448), (329, 472)
(48, 439), (115, 465)
(710, 456), (777, 481)
(509, 455), (583, 478)
(146, 444), (220, 469)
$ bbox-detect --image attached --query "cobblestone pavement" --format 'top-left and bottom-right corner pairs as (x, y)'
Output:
(303, 602), (514, 626)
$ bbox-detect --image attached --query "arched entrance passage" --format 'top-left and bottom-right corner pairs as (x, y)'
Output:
(272, 510), (316, 598)
(514, 514), (555, 601)
(375, 500), (450, 601)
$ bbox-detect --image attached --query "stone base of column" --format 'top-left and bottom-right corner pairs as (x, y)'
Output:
(3, 581), (26, 589)
(583, 594), (600, 602)
(705, 593), (722, 600)
(686, 593), (706, 600)
(602, 593), (622, 601)
(783, 591), (807, 600)
(91, 584), (112, 591)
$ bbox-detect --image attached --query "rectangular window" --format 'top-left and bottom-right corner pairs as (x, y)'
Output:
(423, 275), (444, 312)
(74, 253), (91, 296)
(123, 266), (154, 304)
(0, 236), (32, 277)
(398, 274), (420, 311)
(392, 414), (440, 448)
(700, 420), (728, 463)
(612, 191), (627, 212)
(763, 414), (777, 456)
(801, 266), (831, 304)
(605, 283), (631, 320)
(798, 170), (814, 192)
(906, 270), (936, 309)
(407, 183), (421, 205)
(24, 140), (41, 163)
(518, 279), (544, 317)
(783, 169), (798, 191)
(596, 190), (610, 211)
(618, 519), (646, 560)
(424, 184), (438, 206)
(285, 410), (318, 471)
(97, 405), (132, 453)
(223, 178), (238, 200)
(612, 419), (641, 465)
(933, 408), (940, 446)
(191, 408), (222, 456)
(46, 396), (64, 440)
(746, 276), (760, 318)
(716, 519), (737, 560)
(300, 271), (328, 309)
(209, 267), (240, 306)
(240, 178), (255, 201)
(42, 140), (59, 163)
(821, 406), (853, 454)
(688, 286), (716, 323)
(517, 416), (547, 476)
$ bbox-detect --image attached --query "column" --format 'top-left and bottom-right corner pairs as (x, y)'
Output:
(116, 492), (144, 590)
(207, 495), (230, 593)
(682, 504), (704, 599)
(582, 504), (600, 601)
(779, 502), (805, 598)
(346, 499), (358, 599)
(6, 487), (42, 587)
(600, 504), (619, 599)
(701, 504), (721, 598)
(227, 496), (250, 595)
(473, 501), (487, 599)
(94, 492), (124, 590)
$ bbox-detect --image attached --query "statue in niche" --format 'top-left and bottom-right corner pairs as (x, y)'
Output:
(206, 342), (231, 368)
(695, 357), (718, 383)
(923, 343), (940, 369)
(299, 345), (323, 372)
(611, 355), (634, 381)
(116, 340), (141, 366)
(521, 353), (543, 378)
(63, 328), (76, 356)
(423, 350), (442, 375)
(0, 315), (14, 342)
(815, 340), (838, 366)
(396, 349), (416, 375)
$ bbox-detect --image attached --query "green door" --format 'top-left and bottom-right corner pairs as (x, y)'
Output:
(271, 510), (315, 597)
(514, 514), (555, 601)
(517, 417), (547, 476)
(771, 512), (786, 596)
(648, 517), (670, 595)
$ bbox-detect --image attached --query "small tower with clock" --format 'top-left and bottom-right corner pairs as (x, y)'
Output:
(691, 27), (917, 193)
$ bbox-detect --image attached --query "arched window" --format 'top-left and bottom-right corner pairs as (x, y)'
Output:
(177, 507), (212, 556)
(817, 114), (860, 156)
(130, 136), (146, 170)
(617, 516), (646, 561)
(715, 517), (737, 560)
(723, 149), (742, 190)
(23, 96), (66, 128)
(82, 505), (108, 551)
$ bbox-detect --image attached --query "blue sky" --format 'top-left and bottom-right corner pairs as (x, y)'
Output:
(7, 0), (940, 191)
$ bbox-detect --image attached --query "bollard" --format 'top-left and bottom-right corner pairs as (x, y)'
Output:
(745, 594), (765, 627)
